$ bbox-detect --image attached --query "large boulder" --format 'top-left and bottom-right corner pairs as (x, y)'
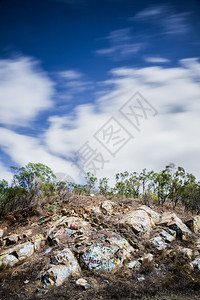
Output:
(150, 229), (175, 251)
(17, 243), (35, 261)
(0, 242), (35, 268)
(43, 248), (81, 286)
(48, 216), (89, 237)
(47, 217), (91, 246)
(119, 209), (154, 237)
(80, 233), (134, 272)
(0, 254), (18, 268)
(137, 205), (160, 223)
(156, 212), (192, 238)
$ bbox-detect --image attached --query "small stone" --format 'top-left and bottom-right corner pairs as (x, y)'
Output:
(127, 260), (141, 270)
(24, 280), (29, 284)
(100, 201), (114, 215)
(190, 257), (200, 270)
(138, 276), (145, 282)
(76, 278), (90, 289)
(0, 229), (4, 239)
(143, 253), (153, 262)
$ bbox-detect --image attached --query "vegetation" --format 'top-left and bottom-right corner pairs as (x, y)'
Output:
(0, 162), (200, 216)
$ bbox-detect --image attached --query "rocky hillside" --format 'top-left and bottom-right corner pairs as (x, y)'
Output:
(0, 193), (200, 300)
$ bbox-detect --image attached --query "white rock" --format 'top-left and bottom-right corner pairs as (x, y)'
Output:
(44, 248), (81, 286)
(119, 209), (153, 237)
(160, 230), (175, 243)
(143, 253), (154, 262)
(126, 260), (141, 270)
(0, 254), (18, 268)
(80, 233), (134, 272)
(150, 236), (167, 250)
(17, 243), (35, 260)
(76, 278), (90, 289)
(100, 201), (114, 215)
(190, 257), (200, 270)
(138, 205), (160, 223)
(157, 212), (192, 236)
(0, 229), (4, 239)
(4, 234), (19, 244)
(138, 276), (145, 282)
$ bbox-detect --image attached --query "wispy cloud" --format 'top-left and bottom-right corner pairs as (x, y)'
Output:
(57, 69), (94, 97)
(96, 28), (144, 60)
(132, 5), (191, 36)
(163, 12), (191, 35)
(134, 5), (166, 20)
(144, 57), (170, 63)
(106, 28), (132, 44)
(59, 70), (83, 80)
(96, 43), (143, 59)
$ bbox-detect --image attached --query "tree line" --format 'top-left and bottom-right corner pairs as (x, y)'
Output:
(0, 162), (199, 216)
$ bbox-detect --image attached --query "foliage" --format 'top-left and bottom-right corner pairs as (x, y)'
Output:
(0, 162), (200, 215)
(0, 163), (56, 215)
(98, 177), (110, 196)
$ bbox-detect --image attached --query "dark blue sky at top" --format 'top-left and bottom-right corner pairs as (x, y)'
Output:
(0, 0), (200, 117)
(0, 0), (200, 77)
(0, 0), (200, 141)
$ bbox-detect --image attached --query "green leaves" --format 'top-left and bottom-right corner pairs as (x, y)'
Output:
(0, 163), (56, 216)
(11, 163), (56, 190)
(0, 162), (200, 215)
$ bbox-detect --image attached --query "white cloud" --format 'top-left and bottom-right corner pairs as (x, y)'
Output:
(96, 27), (144, 60)
(0, 127), (78, 182)
(106, 28), (132, 44)
(0, 57), (54, 127)
(163, 12), (191, 35)
(59, 70), (83, 80)
(1, 56), (200, 186)
(144, 57), (170, 63)
(134, 5), (166, 20)
(133, 5), (191, 36)
(44, 58), (200, 183)
(96, 43), (143, 59)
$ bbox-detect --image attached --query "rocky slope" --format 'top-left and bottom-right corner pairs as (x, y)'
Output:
(0, 193), (200, 299)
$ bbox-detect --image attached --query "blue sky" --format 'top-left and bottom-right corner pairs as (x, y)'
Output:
(0, 0), (200, 184)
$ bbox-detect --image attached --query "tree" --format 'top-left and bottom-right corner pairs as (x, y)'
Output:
(166, 164), (186, 208)
(11, 163), (56, 191)
(154, 169), (171, 205)
(98, 177), (110, 196)
(115, 171), (129, 196)
(85, 172), (97, 194)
